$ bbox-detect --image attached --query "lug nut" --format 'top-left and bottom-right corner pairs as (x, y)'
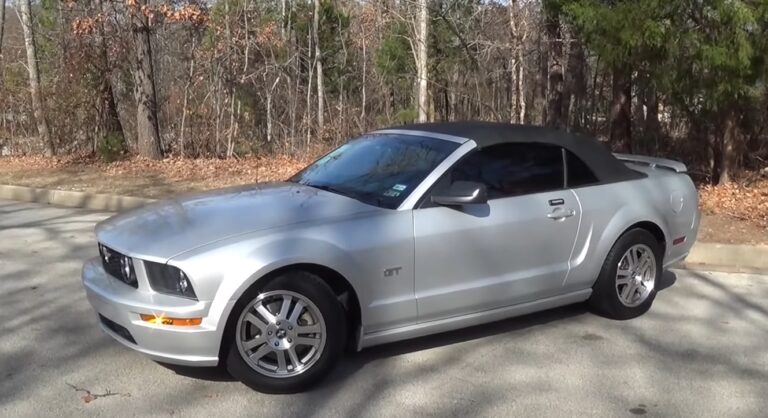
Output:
(288, 338), (292, 343)
(276, 321), (281, 326)
(274, 342), (279, 347)
(268, 331), (272, 336)
(288, 325), (293, 330)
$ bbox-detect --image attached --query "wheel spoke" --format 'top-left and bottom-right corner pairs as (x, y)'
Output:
(296, 323), (321, 334)
(621, 282), (635, 300)
(244, 313), (268, 332)
(276, 350), (288, 372)
(636, 253), (652, 274)
(616, 277), (631, 286)
(628, 249), (639, 269)
(294, 336), (320, 347)
(278, 295), (293, 320)
(617, 267), (632, 278)
(248, 344), (272, 361)
(256, 304), (277, 324)
(288, 300), (306, 324)
(287, 347), (301, 369)
(242, 335), (266, 351)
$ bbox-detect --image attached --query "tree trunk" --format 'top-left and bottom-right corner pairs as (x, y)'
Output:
(360, 31), (367, 130)
(643, 80), (661, 154)
(565, 38), (586, 131)
(718, 109), (737, 184)
(517, 45), (526, 123)
(313, 0), (325, 133)
(280, 0), (287, 40)
(508, 0), (520, 123)
(609, 64), (632, 152)
(130, 0), (162, 159)
(179, 52), (195, 157)
(306, 31), (315, 144)
(416, 0), (429, 123)
(17, 0), (54, 156)
(533, 32), (547, 125)
(0, 1), (6, 65)
(100, 79), (123, 140)
(544, 11), (563, 129)
(94, 0), (124, 148)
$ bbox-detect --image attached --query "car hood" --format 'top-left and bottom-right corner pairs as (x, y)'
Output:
(95, 182), (379, 262)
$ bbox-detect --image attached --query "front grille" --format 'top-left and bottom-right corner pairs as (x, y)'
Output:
(99, 314), (136, 344)
(98, 244), (138, 288)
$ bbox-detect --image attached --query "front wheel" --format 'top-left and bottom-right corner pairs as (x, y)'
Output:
(589, 229), (662, 320)
(226, 271), (347, 393)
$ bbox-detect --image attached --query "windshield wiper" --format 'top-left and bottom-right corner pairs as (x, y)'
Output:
(304, 183), (385, 208)
(305, 183), (355, 198)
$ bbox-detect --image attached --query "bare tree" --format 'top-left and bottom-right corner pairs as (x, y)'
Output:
(544, 8), (564, 128)
(93, 0), (124, 147)
(416, 0), (429, 122)
(508, 0), (527, 123)
(130, 0), (162, 159)
(0, 0), (6, 63)
(16, 0), (54, 155)
(314, 0), (325, 133)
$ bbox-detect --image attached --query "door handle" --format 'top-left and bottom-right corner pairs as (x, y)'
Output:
(547, 208), (576, 220)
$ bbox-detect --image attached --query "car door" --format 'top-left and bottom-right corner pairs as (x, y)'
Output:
(413, 143), (581, 322)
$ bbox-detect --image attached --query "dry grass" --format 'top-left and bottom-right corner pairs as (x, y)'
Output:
(699, 179), (768, 228)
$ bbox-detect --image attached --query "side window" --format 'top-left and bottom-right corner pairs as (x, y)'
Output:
(448, 143), (565, 199)
(566, 151), (599, 187)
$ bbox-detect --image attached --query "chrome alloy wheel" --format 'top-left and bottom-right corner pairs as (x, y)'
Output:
(236, 290), (327, 378)
(615, 244), (657, 307)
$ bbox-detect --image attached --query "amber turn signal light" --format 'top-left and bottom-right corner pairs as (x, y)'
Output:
(140, 314), (202, 326)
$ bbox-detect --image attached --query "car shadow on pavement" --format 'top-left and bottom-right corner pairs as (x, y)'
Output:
(160, 270), (678, 387)
(156, 363), (236, 382)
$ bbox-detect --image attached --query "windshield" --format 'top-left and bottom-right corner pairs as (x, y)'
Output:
(290, 134), (460, 209)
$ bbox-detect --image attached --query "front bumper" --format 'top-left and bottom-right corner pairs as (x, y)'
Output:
(82, 257), (222, 366)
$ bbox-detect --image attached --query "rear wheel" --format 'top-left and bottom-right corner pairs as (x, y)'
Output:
(226, 271), (347, 393)
(589, 229), (662, 320)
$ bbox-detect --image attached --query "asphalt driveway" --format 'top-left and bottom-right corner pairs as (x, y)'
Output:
(0, 199), (766, 417)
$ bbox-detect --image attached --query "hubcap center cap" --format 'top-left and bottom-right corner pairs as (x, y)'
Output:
(276, 328), (287, 339)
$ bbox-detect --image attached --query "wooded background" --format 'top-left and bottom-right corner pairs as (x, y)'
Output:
(1, 0), (767, 185)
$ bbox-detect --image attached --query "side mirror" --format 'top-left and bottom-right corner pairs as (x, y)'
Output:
(431, 181), (488, 206)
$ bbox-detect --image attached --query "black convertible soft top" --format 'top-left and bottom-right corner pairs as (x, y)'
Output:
(393, 121), (644, 183)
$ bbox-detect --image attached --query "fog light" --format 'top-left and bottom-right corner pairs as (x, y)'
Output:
(140, 314), (202, 326)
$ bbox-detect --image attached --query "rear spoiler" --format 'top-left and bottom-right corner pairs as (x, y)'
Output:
(613, 153), (688, 173)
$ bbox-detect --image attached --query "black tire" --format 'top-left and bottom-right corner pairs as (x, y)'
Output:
(225, 271), (347, 393)
(589, 228), (662, 320)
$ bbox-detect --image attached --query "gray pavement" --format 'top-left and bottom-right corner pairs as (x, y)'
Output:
(0, 199), (766, 417)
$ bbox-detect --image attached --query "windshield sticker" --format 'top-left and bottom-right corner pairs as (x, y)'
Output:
(392, 184), (407, 191)
(383, 190), (401, 197)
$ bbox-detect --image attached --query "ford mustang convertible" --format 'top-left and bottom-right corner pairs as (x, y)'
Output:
(82, 122), (699, 393)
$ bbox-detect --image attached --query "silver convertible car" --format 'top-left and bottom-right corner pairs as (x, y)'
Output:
(82, 122), (699, 393)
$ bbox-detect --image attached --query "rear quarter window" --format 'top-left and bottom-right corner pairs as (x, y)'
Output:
(566, 151), (599, 188)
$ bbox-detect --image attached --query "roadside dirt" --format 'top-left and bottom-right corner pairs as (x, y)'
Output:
(696, 213), (768, 245)
(1, 155), (766, 245)
(0, 155), (312, 199)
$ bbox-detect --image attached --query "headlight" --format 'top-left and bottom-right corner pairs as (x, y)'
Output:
(144, 261), (197, 300)
(98, 243), (138, 288)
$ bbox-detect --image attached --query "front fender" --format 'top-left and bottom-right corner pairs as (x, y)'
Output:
(172, 234), (365, 335)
